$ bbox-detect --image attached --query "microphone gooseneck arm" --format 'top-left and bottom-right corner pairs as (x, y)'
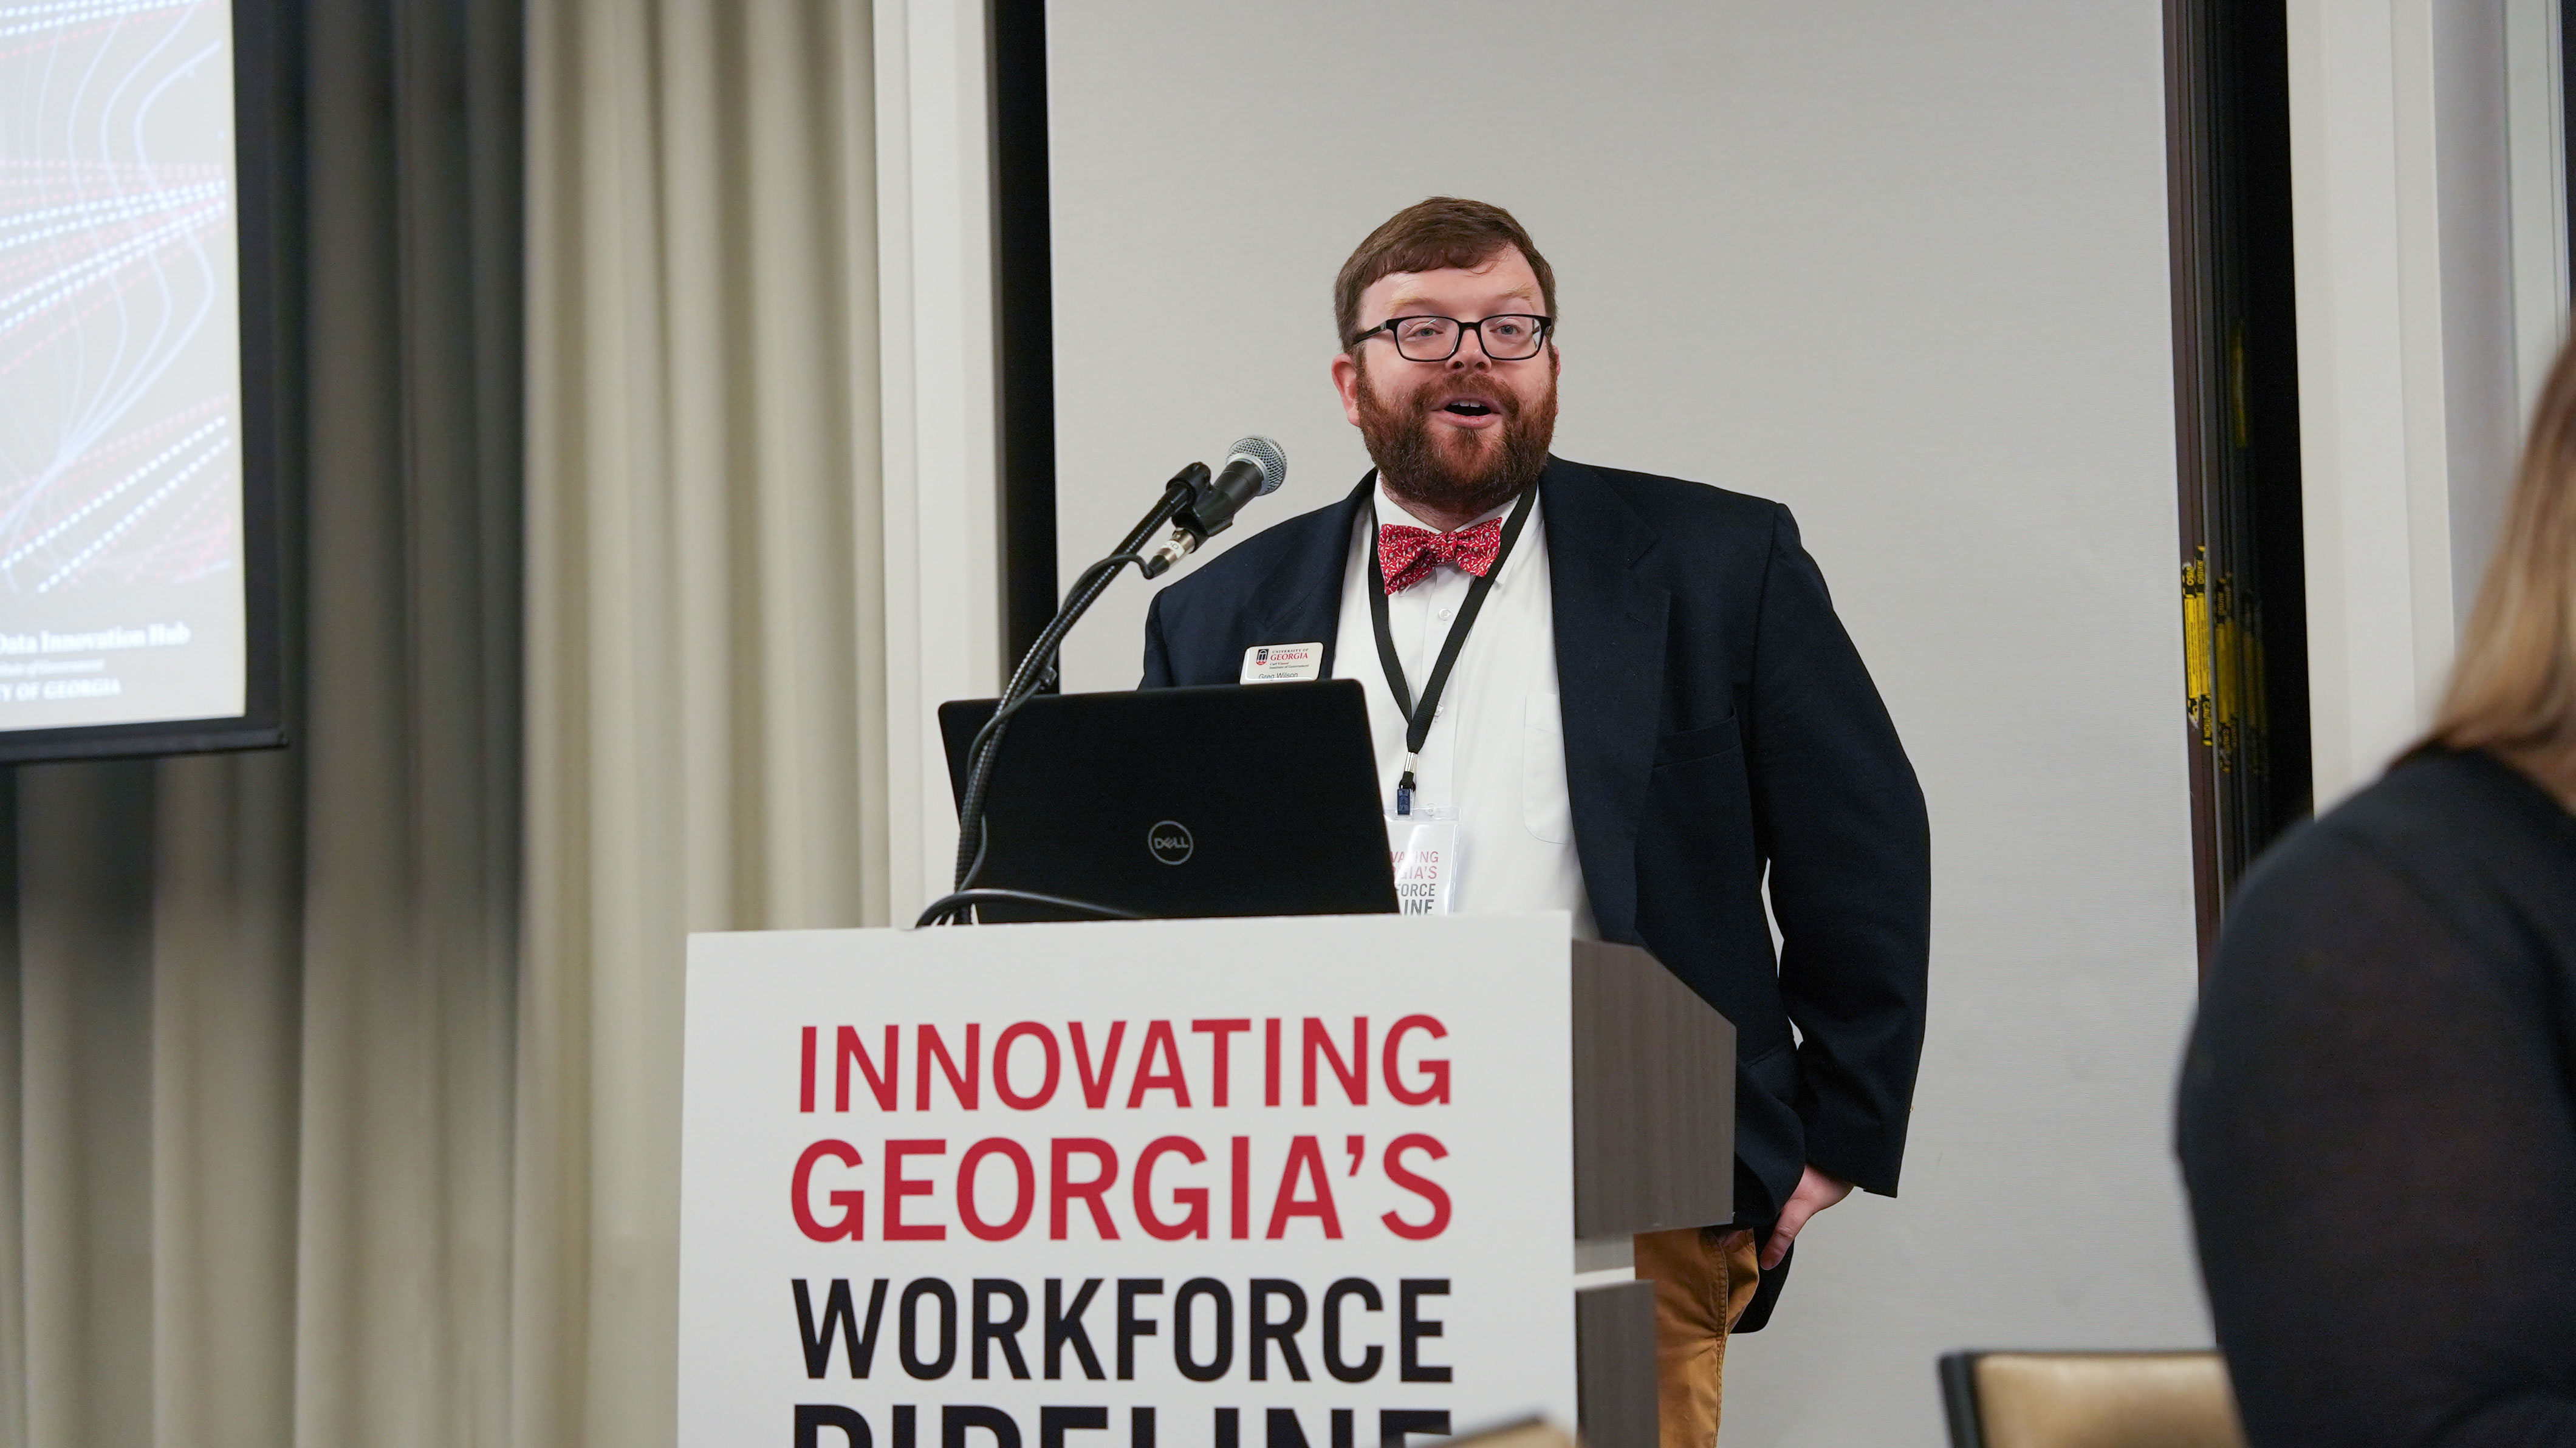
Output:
(929, 462), (1210, 924)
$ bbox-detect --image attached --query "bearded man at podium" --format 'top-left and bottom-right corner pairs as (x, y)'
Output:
(1140, 197), (1932, 1447)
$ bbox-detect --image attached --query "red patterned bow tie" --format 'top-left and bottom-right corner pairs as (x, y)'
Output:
(1378, 518), (1504, 594)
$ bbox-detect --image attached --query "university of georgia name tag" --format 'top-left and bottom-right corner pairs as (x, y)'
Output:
(1386, 807), (1459, 915)
(1239, 642), (1322, 683)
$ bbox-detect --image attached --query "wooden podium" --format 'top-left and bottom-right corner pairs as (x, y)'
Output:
(1566, 940), (1736, 1448)
(677, 914), (1732, 1448)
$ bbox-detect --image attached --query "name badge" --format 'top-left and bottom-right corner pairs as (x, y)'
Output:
(1387, 808), (1460, 916)
(1239, 642), (1322, 683)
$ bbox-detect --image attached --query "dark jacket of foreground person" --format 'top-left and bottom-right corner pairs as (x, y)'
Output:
(2177, 748), (2576, 1446)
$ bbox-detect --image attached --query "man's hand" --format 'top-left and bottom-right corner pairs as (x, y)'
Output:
(1762, 1164), (1852, 1269)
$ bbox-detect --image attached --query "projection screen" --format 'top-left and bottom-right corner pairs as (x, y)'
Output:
(0, 0), (283, 763)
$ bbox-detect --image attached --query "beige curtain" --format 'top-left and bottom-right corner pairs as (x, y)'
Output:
(1, 0), (525, 1440)
(0, 0), (888, 1444)
(519, 0), (888, 1444)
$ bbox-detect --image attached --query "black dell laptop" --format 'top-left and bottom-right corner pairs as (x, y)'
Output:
(937, 680), (1398, 923)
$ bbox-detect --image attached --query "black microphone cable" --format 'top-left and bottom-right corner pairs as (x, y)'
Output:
(921, 435), (1287, 928)
(946, 547), (1151, 891)
(922, 462), (1207, 926)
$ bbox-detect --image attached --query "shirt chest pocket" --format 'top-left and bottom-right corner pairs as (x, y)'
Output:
(1523, 693), (1575, 844)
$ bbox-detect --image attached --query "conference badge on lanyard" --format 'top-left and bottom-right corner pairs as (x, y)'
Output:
(1386, 806), (1460, 916)
(1366, 481), (1538, 918)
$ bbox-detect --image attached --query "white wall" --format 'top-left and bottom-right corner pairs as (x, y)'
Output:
(2506, 0), (2570, 415)
(2287, 0), (2568, 806)
(877, 0), (1004, 912)
(1044, 5), (2205, 1444)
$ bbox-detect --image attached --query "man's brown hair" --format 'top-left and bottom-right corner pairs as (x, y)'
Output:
(1334, 197), (1557, 348)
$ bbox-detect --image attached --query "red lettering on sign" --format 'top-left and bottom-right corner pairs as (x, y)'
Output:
(1191, 1019), (1250, 1106)
(1050, 1138), (1120, 1240)
(994, 1022), (1061, 1110)
(1127, 1020), (1192, 1108)
(1266, 1134), (1343, 1239)
(1303, 1017), (1369, 1106)
(1382, 1016), (1451, 1105)
(839, 1025), (898, 1112)
(917, 1025), (979, 1110)
(957, 1137), (1036, 1240)
(1070, 1022), (1127, 1108)
(1230, 1135), (1251, 1240)
(1133, 1135), (1209, 1240)
(791, 1139), (864, 1241)
(883, 1138), (947, 1240)
(801, 1026), (818, 1112)
(1381, 1133), (1451, 1240)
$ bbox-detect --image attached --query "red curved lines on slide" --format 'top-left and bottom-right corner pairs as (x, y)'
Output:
(0, 202), (231, 352)
(0, 397), (220, 518)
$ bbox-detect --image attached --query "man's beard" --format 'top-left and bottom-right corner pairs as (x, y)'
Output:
(1355, 360), (1557, 522)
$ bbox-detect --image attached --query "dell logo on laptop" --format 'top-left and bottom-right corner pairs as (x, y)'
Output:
(1148, 821), (1194, 865)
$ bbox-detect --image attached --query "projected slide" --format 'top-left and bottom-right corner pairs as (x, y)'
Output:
(0, 0), (244, 733)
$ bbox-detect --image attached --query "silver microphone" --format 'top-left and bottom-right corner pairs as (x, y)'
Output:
(1145, 435), (1288, 577)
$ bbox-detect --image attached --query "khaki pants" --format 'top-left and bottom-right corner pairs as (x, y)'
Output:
(1632, 1227), (1762, 1448)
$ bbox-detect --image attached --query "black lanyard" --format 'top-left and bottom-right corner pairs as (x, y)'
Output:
(1366, 483), (1538, 815)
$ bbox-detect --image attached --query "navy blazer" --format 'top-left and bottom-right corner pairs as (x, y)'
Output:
(1142, 456), (1931, 1232)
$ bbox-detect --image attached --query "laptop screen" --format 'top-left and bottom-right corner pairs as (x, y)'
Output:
(939, 681), (1397, 922)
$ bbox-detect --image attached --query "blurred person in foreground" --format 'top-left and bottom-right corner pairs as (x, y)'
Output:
(2177, 336), (2576, 1444)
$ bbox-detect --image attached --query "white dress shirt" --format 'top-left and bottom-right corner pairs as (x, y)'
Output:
(1331, 485), (1598, 937)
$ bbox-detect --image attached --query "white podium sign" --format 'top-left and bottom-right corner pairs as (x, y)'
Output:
(679, 913), (1580, 1448)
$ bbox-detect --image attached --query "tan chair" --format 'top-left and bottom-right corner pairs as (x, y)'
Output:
(1938, 1351), (2249, 1448)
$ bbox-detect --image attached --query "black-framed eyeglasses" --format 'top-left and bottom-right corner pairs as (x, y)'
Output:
(1349, 313), (1555, 362)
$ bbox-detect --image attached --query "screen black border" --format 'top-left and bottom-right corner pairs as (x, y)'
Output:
(992, 0), (1060, 677)
(0, 0), (292, 765)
